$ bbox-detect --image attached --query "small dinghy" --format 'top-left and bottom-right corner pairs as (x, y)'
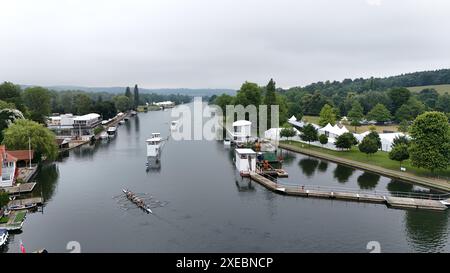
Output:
(122, 189), (153, 214)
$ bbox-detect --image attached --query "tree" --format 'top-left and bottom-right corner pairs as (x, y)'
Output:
(0, 100), (16, 110)
(319, 134), (328, 146)
(334, 132), (357, 150)
(398, 120), (409, 133)
(0, 82), (26, 112)
(114, 95), (131, 112)
(22, 87), (52, 123)
(419, 88), (439, 109)
(264, 79), (277, 129)
(125, 86), (132, 100)
(235, 81), (262, 107)
(0, 190), (9, 208)
(2, 119), (58, 161)
(73, 93), (92, 115)
(388, 87), (411, 113)
(280, 127), (296, 142)
(409, 112), (450, 173)
(93, 101), (117, 119)
(367, 103), (392, 123)
(366, 131), (381, 149)
(392, 135), (410, 148)
(0, 109), (25, 142)
(358, 135), (379, 156)
(389, 143), (409, 167)
(347, 101), (364, 132)
(318, 104), (337, 126)
(436, 92), (450, 113)
(133, 84), (140, 109)
(300, 124), (318, 145)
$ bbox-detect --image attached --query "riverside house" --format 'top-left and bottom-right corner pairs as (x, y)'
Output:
(0, 145), (34, 188)
(47, 113), (102, 141)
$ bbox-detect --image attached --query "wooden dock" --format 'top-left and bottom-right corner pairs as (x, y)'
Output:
(3, 182), (37, 195)
(248, 172), (449, 211)
(385, 196), (448, 211)
(8, 197), (44, 207)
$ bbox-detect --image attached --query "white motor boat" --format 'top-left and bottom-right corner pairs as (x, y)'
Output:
(99, 132), (109, 140)
(0, 229), (8, 247)
(119, 120), (125, 125)
(170, 120), (179, 131)
(223, 138), (231, 146)
(107, 126), (117, 138)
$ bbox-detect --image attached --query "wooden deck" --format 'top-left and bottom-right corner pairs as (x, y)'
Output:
(248, 172), (449, 211)
(8, 197), (44, 207)
(3, 182), (37, 195)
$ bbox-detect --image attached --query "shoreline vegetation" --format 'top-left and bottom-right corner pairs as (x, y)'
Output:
(278, 141), (450, 192)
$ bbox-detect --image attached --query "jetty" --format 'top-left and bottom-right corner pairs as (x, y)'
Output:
(3, 183), (36, 195)
(248, 172), (449, 211)
(8, 197), (44, 209)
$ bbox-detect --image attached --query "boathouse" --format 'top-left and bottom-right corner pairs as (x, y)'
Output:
(235, 148), (257, 174)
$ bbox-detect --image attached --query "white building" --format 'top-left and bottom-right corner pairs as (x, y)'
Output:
(228, 120), (252, 144)
(47, 113), (101, 140)
(235, 148), (257, 174)
(154, 101), (175, 108)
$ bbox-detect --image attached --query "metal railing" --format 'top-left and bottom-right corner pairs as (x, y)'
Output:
(273, 181), (450, 201)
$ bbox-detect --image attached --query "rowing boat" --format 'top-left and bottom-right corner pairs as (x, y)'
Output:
(122, 189), (153, 214)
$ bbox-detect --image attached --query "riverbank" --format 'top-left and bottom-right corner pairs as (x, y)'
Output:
(278, 141), (450, 192)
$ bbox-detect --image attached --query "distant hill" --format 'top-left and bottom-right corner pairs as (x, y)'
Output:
(290, 68), (450, 96)
(20, 85), (236, 97)
(407, 84), (450, 95)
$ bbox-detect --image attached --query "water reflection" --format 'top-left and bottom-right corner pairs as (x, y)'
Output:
(279, 151), (295, 165)
(298, 158), (319, 177)
(333, 165), (355, 183)
(35, 163), (60, 202)
(357, 172), (380, 190)
(387, 179), (414, 193)
(317, 161), (328, 173)
(405, 210), (449, 252)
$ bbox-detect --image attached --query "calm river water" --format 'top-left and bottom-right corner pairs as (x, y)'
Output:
(2, 103), (449, 253)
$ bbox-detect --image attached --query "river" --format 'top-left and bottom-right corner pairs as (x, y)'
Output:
(2, 103), (449, 253)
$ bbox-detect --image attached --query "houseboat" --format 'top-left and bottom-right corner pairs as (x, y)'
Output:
(107, 126), (117, 138)
(130, 110), (137, 116)
(146, 133), (163, 158)
(226, 120), (253, 145)
(234, 148), (257, 177)
(0, 229), (8, 247)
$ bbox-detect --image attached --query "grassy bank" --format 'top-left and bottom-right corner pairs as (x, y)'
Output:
(280, 140), (450, 180)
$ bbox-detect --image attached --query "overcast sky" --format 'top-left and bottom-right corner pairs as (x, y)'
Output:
(1, 0), (449, 89)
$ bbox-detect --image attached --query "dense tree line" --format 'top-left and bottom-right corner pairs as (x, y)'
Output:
(0, 82), (192, 122)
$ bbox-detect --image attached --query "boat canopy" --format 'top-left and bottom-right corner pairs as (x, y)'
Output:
(0, 229), (7, 236)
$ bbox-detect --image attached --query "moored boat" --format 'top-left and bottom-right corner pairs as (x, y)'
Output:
(107, 126), (117, 138)
(99, 132), (109, 139)
(0, 229), (8, 247)
(170, 120), (179, 131)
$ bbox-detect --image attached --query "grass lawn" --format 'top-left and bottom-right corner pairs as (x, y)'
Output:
(0, 216), (9, 224)
(408, 84), (450, 95)
(281, 141), (450, 179)
(13, 211), (27, 223)
(302, 115), (399, 134)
